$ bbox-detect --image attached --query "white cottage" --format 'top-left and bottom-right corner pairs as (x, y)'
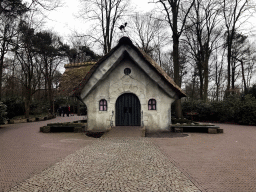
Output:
(72, 37), (186, 132)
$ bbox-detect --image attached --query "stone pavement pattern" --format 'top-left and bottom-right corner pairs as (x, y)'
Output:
(2, 119), (256, 192)
(9, 138), (200, 192)
(0, 115), (94, 192)
(103, 126), (143, 138)
(151, 123), (256, 192)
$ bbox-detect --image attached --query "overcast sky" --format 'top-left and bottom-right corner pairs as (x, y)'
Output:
(44, 0), (156, 41)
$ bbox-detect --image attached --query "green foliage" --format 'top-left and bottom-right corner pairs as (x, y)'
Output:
(247, 84), (256, 98)
(172, 118), (192, 124)
(182, 94), (256, 125)
(3, 98), (51, 119)
(1, 0), (28, 18)
(59, 43), (100, 63)
(3, 97), (24, 119)
(30, 100), (49, 115)
(0, 102), (7, 124)
(236, 94), (256, 125)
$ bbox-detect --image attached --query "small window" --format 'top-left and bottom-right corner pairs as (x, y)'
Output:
(99, 99), (107, 111)
(124, 68), (131, 75)
(148, 99), (156, 110)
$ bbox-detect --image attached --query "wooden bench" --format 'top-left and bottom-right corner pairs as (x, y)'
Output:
(170, 125), (223, 134)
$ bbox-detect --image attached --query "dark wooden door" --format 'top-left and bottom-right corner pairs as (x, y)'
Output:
(115, 93), (141, 126)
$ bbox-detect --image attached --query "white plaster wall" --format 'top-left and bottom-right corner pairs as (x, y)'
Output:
(83, 58), (175, 132)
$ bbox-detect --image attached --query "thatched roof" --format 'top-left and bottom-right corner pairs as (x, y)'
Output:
(58, 62), (95, 96)
(71, 37), (186, 99)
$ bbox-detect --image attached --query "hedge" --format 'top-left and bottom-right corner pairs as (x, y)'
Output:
(182, 94), (256, 125)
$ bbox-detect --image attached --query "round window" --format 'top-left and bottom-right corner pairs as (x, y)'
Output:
(124, 68), (131, 75)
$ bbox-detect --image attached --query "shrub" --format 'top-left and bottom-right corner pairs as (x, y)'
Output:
(247, 84), (256, 98)
(181, 93), (256, 125)
(236, 94), (256, 125)
(0, 102), (7, 124)
(3, 98), (24, 119)
(30, 100), (49, 115)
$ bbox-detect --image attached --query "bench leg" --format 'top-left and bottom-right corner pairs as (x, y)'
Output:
(208, 128), (217, 134)
(217, 129), (224, 133)
(174, 127), (183, 133)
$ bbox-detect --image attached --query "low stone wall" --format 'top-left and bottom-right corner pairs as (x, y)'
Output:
(8, 115), (56, 124)
(170, 124), (223, 134)
(40, 121), (86, 133)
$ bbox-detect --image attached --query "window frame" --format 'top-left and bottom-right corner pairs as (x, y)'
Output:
(148, 99), (157, 110)
(124, 68), (131, 75)
(99, 99), (107, 111)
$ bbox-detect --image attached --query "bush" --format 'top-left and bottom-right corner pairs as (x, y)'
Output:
(182, 94), (256, 125)
(236, 94), (256, 125)
(30, 100), (49, 115)
(0, 102), (7, 124)
(3, 98), (24, 119)
(247, 84), (256, 98)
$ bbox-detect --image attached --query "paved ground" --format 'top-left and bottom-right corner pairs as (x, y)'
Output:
(9, 138), (200, 192)
(151, 123), (256, 192)
(1, 120), (256, 191)
(0, 115), (94, 192)
(103, 126), (143, 138)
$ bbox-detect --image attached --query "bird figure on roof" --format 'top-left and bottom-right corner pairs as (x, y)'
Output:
(119, 22), (127, 32)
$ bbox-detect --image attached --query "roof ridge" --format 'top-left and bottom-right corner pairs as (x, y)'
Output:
(71, 37), (186, 98)
(64, 62), (95, 68)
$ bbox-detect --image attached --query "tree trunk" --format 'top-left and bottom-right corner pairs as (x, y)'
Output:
(24, 100), (30, 118)
(48, 79), (52, 113)
(173, 36), (182, 118)
(203, 60), (209, 101)
(198, 62), (203, 100)
(0, 60), (3, 101)
(0, 50), (5, 101)
(24, 88), (31, 118)
(227, 39), (231, 93)
(232, 65), (235, 91)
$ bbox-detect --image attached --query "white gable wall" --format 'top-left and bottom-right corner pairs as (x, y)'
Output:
(82, 57), (175, 132)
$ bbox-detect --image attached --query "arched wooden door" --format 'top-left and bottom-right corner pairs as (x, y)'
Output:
(115, 93), (141, 126)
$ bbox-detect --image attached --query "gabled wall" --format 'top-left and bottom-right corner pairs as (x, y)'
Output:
(83, 57), (175, 132)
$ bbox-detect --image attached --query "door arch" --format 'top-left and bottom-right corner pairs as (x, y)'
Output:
(115, 93), (141, 126)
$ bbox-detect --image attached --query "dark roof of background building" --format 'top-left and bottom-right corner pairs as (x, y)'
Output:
(58, 62), (95, 96)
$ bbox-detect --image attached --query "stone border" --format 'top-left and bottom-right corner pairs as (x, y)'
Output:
(170, 124), (224, 134)
(40, 121), (87, 133)
(7, 115), (56, 124)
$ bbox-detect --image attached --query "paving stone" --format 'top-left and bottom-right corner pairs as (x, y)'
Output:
(8, 137), (200, 192)
(151, 123), (256, 192)
(2, 120), (256, 191)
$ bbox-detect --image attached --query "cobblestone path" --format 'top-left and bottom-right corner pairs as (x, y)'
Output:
(9, 138), (200, 192)
(103, 126), (143, 137)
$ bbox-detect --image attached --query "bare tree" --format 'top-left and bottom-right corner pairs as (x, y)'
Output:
(154, 0), (195, 118)
(183, 0), (223, 101)
(222, 0), (255, 94)
(0, 0), (28, 100)
(245, 43), (256, 88)
(34, 31), (64, 112)
(14, 21), (39, 118)
(229, 33), (256, 94)
(79, 0), (130, 54)
(212, 43), (226, 101)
